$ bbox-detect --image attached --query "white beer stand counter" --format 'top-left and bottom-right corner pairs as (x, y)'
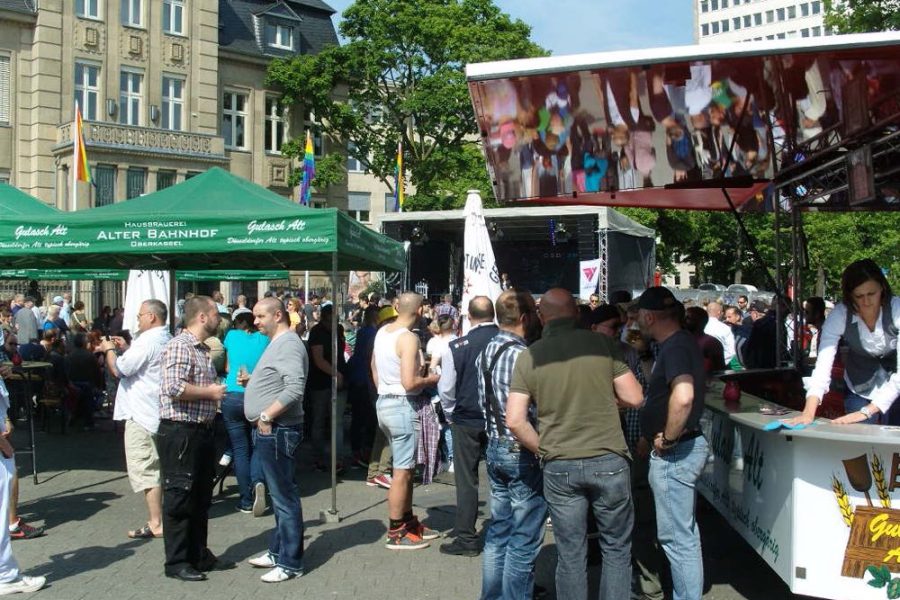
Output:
(700, 381), (900, 600)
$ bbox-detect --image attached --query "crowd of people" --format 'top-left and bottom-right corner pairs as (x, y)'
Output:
(0, 259), (895, 596)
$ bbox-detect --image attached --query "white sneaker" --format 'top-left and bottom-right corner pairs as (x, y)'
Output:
(260, 566), (301, 583)
(447, 462), (454, 473)
(248, 553), (276, 568)
(252, 482), (267, 517)
(0, 575), (47, 595)
(218, 454), (232, 467)
(732, 457), (745, 471)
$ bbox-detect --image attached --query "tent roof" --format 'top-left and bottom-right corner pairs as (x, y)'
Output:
(0, 183), (58, 217)
(377, 205), (655, 239)
(0, 168), (405, 272)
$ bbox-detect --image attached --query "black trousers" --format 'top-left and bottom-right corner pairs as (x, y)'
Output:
(450, 422), (487, 547)
(156, 419), (216, 573)
(348, 382), (376, 454)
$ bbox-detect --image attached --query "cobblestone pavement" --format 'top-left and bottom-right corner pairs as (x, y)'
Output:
(7, 419), (814, 600)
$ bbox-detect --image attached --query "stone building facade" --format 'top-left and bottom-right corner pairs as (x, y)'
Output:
(0, 0), (345, 210)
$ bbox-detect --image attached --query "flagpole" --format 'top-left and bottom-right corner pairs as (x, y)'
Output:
(71, 101), (79, 302)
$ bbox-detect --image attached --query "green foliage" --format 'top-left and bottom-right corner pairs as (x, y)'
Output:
(824, 0), (900, 34)
(266, 0), (545, 208)
(866, 564), (891, 588)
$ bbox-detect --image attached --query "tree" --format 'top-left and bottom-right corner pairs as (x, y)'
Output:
(267, 0), (545, 209)
(823, 0), (900, 34)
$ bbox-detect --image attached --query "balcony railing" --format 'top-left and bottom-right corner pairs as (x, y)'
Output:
(56, 121), (227, 162)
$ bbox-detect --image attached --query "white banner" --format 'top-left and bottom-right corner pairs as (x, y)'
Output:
(579, 258), (601, 300)
(123, 270), (170, 334)
(461, 190), (502, 335)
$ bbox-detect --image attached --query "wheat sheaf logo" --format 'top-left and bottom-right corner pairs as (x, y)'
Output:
(833, 453), (900, 598)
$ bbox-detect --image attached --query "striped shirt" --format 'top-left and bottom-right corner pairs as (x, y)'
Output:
(159, 330), (218, 423)
(476, 330), (529, 439)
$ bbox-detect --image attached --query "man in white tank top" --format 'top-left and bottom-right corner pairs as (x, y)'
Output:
(371, 292), (441, 550)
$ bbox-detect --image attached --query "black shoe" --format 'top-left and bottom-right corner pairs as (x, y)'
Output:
(196, 550), (236, 572)
(166, 567), (207, 582)
(439, 539), (480, 557)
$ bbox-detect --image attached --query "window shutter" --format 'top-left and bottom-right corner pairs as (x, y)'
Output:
(0, 56), (10, 124)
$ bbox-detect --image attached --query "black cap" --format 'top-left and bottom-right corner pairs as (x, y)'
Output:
(590, 304), (622, 326)
(636, 287), (680, 311)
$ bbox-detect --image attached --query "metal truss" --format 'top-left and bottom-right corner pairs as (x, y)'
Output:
(597, 225), (609, 303)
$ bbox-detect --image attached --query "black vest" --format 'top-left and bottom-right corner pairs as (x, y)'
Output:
(448, 324), (499, 427)
(843, 303), (898, 396)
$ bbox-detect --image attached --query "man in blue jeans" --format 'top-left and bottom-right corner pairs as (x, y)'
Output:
(243, 298), (308, 583)
(477, 289), (545, 600)
(507, 289), (644, 600)
(636, 287), (709, 600)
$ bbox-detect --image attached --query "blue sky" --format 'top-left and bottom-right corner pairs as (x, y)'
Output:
(324, 0), (696, 55)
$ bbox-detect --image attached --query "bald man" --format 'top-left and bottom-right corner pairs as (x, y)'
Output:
(438, 296), (498, 557)
(507, 288), (643, 599)
(704, 301), (736, 367)
(372, 292), (441, 550)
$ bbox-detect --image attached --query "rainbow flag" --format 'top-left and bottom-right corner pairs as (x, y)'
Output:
(299, 130), (315, 206)
(73, 101), (92, 184)
(393, 141), (404, 212)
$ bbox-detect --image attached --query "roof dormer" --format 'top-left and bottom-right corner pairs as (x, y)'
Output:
(252, 1), (302, 56)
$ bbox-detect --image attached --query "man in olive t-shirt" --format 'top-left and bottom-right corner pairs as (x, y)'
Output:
(506, 288), (643, 600)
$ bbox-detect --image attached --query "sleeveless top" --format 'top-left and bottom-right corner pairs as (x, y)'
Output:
(374, 325), (410, 396)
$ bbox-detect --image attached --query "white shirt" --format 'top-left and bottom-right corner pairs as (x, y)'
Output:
(112, 325), (172, 433)
(426, 334), (456, 373)
(804, 298), (900, 413)
(705, 318), (736, 364)
(0, 377), (8, 435)
(437, 322), (493, 418)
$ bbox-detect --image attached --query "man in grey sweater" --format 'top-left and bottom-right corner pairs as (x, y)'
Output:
(242, 298), (308, 583)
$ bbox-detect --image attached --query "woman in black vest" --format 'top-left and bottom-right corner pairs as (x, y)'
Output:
(788, 259), (900, 426)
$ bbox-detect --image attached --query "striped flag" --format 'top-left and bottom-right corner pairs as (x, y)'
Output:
(393, 141), (404, 212)
(73, 100), (92, 184)
(299, 130), (315, 206)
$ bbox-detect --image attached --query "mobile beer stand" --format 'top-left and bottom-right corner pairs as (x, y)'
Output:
(465, 32), (900, 598)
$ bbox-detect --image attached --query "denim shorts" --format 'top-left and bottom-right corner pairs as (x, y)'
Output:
(376, 394), (418, 469)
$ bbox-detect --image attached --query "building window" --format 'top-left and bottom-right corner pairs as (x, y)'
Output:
(76, 0), (100, 19)
(119, 70), (142, 126)
(185, 170), (202, 179)
(777, 32), (786, 39)
(801, 28), (810, 37)
(384, 192), (395, 213)
(787, 5), (796, 18)
(121, 0), (141, 27)
(811, 1), (821, 14)
(265, 23), (294, 50)
(163, 0), (185, 35)
(812, 26), (821, 36)
(94, 165), (116, 206)
(754, 12), (762, 25)
(801, 2), (809, 16)
(711, 0), (718, 9)
(157, 170), (176, 190)
(162, 75), (184, 131)
(721, 19), (729, 32)
(0, 171), (9, 184)
(348, 192), (371, 223)
(75, 62), (101, 121)
(347, 143), (366, 172)
(265, 96), (287, 154)
(766, 9), (774, 23)
(721, 0), (728, 7)
(701, 1), (708, 13)
(0, 55), (9, 126)
(222, 90), (248, 149)
(701, 23), (709, 36)
(126, 167), (146, 199)
(711, 21), (719, 33)
(743, 14), (751, 27)
(777, 7), (785, 21)
(733, 17), (741, 29)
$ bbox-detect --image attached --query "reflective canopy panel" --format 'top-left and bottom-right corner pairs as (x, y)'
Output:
(466, 32), (900, 211)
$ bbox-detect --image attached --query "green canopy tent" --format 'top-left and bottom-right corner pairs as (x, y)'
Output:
(0, 167), (404, 272)
(0, 168), (405, 518)
(0, 269), (289, 282)
(0, 182), (59, 218)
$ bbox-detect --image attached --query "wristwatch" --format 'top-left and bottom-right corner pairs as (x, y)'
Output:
(259, 413), (272, 424)
(859, 406), (873, 419)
